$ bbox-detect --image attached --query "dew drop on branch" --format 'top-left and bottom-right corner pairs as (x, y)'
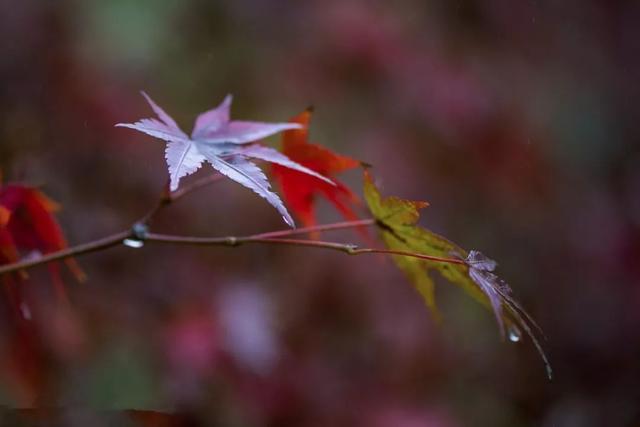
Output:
(123, 238), (144, 249)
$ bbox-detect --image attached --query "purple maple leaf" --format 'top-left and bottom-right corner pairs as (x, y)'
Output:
(116, 92), (334, 227)
(465, 250), (506, 338)
(465, 250), (553, 379)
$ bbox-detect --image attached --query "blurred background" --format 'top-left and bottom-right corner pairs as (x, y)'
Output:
(1, 0), (639, 425)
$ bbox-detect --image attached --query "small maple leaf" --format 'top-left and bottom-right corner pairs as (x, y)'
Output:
(271, 109), (362, 228)
(363, 171), (551, 377)
(116, 93), (334, 227)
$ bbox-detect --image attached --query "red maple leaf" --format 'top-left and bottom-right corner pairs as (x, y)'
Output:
(0, 183), (85, 301)
(271, 109), (362, 230)
(0, 181), (86, 404)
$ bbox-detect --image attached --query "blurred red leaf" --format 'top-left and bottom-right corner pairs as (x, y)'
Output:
(0, 182), (87, 405)
(0, 211), (19, 266)
(0, 183), (85, 302)
(271, 109), (362, 232)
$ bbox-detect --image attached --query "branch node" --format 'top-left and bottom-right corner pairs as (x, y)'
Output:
(131, 222), (149, 241)
(345, 244), (359, 254)
(225, 236), (238, 246)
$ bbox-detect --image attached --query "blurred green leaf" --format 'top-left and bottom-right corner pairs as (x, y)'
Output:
(364, 170), (552, 377)
(364, 170), (483, 316)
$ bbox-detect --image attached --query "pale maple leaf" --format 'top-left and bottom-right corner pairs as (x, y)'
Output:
(465, 250), (506, 337)
(116, 92), (334, 227)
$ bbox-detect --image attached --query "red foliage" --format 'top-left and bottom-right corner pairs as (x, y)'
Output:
(0, 182), (84, 404)
(0, 207), (19, 265)
(271, 109), (362, 230)
(0, 183), (84, 297)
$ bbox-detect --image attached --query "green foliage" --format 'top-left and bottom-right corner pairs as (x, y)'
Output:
(364, 170), (482, 315)
(363, 170), (552, 378)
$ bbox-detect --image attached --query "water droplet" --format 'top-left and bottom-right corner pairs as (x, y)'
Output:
(20, 302), (32, 320)
(508, 325), (522, 343)
(545, 364), (554, 381)
(123, 238), (144, 249)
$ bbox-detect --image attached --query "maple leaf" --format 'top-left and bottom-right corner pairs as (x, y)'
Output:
(0, 184), (85, 299)
(0, 185), (82, 401)
(271, 109), (362, 229)
(116, 93), (334, 227)
(363, 171), (551, 378)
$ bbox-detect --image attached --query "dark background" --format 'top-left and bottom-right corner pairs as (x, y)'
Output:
(1, 1), (639, 425)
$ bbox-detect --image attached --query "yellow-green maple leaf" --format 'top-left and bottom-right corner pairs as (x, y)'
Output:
(364, 171), (484, 314)
(363, 170), (552, 378)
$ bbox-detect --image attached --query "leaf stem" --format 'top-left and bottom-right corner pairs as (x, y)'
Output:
(138, 173), (225, 225)
(170, 173), (225, 201)
(251, 219), (375, 238)
(144, 233), (466, 265)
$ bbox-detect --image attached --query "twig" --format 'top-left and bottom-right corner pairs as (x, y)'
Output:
(0, 217), (465, 276)
(171, 173), (224, 200)
(252, 219), (375, 239)
(0, 173), (225, 276)
(0, 220), (373, 276)
(0, 171), (463, 277)
(0, 231), (131, 275)
(145, 233), (466, 264)
(138, 173), (225, 225)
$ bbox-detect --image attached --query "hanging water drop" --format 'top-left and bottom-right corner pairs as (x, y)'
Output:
(508, 325), (522, 342)
(123, 238), (144, 249)
(123, 222), (148, 248)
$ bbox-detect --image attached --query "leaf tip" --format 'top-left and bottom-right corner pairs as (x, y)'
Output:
(284, 214), (296, 228)
(360, 161), (373, 169)
(139, 90), (154, 106)
(221, 94), (234, 109)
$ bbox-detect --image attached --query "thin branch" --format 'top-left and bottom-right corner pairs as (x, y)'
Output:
(0, 170), (462, 277)
(144, 233), (466, 265)
(138, 173), (225, 225)
(0, 217), (464, 276)
(350, 247), (467, 264)
(252, 219), (375, 239)
(0, 220), (376, 276)
(0, 231), (131, 276)
(0, 174), (230, 276)
(170, 173), (224, 201)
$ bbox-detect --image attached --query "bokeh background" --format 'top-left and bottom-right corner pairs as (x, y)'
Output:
(1, 0), (640, 426)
